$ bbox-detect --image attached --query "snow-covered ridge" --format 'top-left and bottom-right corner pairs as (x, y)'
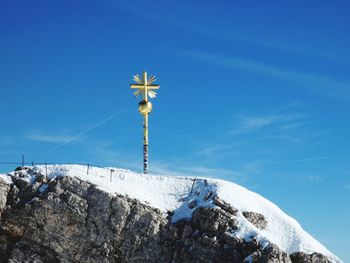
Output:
(8, 164), (342, 263)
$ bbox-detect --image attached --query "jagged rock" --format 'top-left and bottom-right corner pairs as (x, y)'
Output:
(213, 195), (238, 215)
(192, 206), (238, 233)
(290, 252), (331, 263)
(243, 211), (268, 230)
(187, 199), (197, 209)
(203, 191), (213, 201)
(245, 243), (292, 263)
(0, 176), (169, 263)
(8, 241), (60, 263)
(0, 168), (334, 263)
(0, 179), (10, 217)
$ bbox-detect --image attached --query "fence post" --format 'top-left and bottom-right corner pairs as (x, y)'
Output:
(45, 163), (48, 180)
(190, 179), (196, 193)
(110, 169), (114, 182)
(22, 154), (24, 167)
(87, 164), (90, 175)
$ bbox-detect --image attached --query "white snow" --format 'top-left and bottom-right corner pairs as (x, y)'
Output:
(213, 179), (341, 261)
(0, 173), (12, 185)
(9, 164), (342, 263)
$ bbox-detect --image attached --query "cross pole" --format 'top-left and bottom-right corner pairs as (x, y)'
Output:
(130, 71), (160, 174)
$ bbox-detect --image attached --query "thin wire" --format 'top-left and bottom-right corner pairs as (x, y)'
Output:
(42, 110), (124, 157)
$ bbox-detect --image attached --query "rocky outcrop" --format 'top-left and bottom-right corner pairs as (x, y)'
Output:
(0, 178), (10, 217)
(0, 168), (333, 263)
(243, 211), (268, 230)
(290, 252), (332, 263)
(245, 243), (291, 263)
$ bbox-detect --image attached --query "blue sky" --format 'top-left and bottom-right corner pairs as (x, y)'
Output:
(0, 0), (349, 260)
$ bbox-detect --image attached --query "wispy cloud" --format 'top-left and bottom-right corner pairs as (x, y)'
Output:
(238, 115), (281, 130)
(189, 105), (336, 185)
(0, 137), (16, 145)
(0, 150), (27, 154)
(231, 114), (304, 134)
(81, 139), (246, 182)
(235, 36), (350, 63)
(85, 139), (131, 167)
(116, 4), (350, 63)
(194, 144), (239, 157)
(42, 111), (123, 157)
(188, 51), (350, 102)
(307, 175), (324, 182)
(22, 110), (125, 161)
(150, 161), (246, 182)
(26, 131), (73, 143)
(254, 156), (335, 167)
(194, 109), (309, 160)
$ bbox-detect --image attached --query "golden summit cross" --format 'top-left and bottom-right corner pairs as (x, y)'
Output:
(130, 72), (160, 174)
(130, 72), (160, 101)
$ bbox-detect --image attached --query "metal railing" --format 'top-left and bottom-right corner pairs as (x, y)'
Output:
(0, 160), (203, 184)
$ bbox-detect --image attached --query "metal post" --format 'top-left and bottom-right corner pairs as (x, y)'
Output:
(130, 71), (160, 175)
(22, 154), (24, 167)
(143, 114), (149, 174)
(87, 164), (90, 175)
(110, 169), (114, 182)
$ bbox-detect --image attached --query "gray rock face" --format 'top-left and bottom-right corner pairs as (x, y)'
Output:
(1, 175), (167, 263)
(245, 243), (292, 263)
(0, 178), (10, 217)
(213, 196), (238, 216)
(0, 168), (333, 263)
(243, 211), (268, 230)
(290, 252), (332, 263)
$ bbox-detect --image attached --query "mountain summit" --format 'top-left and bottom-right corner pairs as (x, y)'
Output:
(0, 165), (342, 262)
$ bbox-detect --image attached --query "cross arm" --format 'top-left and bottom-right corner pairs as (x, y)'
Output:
(130, 84), (144, 89)
(147, 85), (160, 90)
(130, 84), (160, 89)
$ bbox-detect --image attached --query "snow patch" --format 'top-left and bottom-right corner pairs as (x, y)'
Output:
(0, 173), (12, 185)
